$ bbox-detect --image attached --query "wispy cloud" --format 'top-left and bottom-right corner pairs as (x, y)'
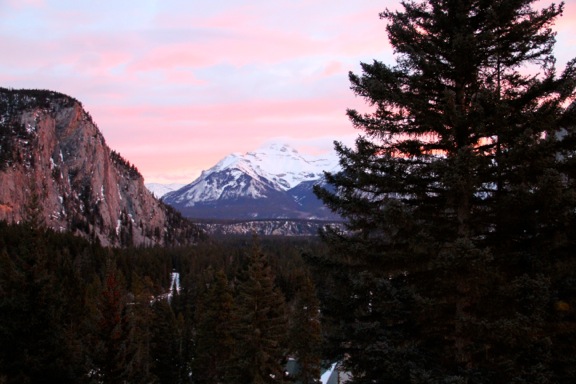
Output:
(1, 0), (572, 183)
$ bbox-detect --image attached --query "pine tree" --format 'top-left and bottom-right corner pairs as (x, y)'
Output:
(193, 268), (236, 384)
(231, 238), (288, 384)
(165, 268), (196, 383)
(87, 262), (141, 384)
(314, 0), (576, 382)
(288, 274), (322, 384)
(150, 299), (181, 384)
(0, 224), (87, 383)
(22, 180), (45, 231)
(128, 274), (156, 384)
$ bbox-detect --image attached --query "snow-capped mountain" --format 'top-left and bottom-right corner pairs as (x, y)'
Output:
(162, 143), (341, 220)
(146, 183), (186, 198)
(205, 143), (340, 191)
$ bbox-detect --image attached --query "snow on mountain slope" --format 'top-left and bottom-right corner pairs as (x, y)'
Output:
(208, 143), (340, 191)
(146, 183), (185, 198)
(164, 143), (339, 207)
(161, 143), (341, 220)
(164, 168), (281, 207)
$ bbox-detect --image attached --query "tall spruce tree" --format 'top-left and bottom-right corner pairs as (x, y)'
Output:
(87, 262), (143, 384)
(0, 225), (88, 383)
(288, 274), (322, 384)
(231, 238), (288, 384)
(314, 0), (576, 382)
(193, 268), (236, 384)
(150, 299), (181, 384)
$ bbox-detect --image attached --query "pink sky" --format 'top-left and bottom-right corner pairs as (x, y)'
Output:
(1, 0), (574, 183)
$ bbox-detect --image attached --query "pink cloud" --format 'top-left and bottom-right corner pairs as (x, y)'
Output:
(97, 97), (353, 132)
(5, 0), (45, 8)
(322, 61), (345, 77)
(147, 2), (387, 71)
(163, 69), (206, 85)
(127, 43), (213, 73)
(6, 0), (568, 185)
(88, 95), (362, 183)
(125, 30), (325, 74)
(555, 2), (576, 36)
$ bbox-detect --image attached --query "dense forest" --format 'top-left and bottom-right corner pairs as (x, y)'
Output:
(0, 222), (330, 383)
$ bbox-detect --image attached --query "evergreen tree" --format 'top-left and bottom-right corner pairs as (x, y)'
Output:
(172, 275), (196, 384)
(0, 224), (87, 383)
(288, 274), (322, 384)
(22, 180), (45, 231)
(193, 268), (236, 384)
(128, 274), (156, 384)
(150, 299), (181, 384)
(314, 0), (576, 382)
(87, 262), (141, 384)
(231, 238), (288, 384)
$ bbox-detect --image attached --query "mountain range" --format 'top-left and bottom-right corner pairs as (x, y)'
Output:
(0, 87), (341, 241)
(158, 143), (342, 221)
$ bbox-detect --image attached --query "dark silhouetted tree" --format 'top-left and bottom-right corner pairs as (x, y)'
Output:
(288, 274), (322, 384)
(314, 0), (576, 382)
(87, 262), (143, 384)
(231, 238), (288, 384)
(193, 268), (236, 384)
(150, 299), (181, 384)
(0, 224), (88, 383)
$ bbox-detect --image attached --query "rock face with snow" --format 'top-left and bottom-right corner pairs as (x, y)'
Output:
(0, 88), (200, 246)
(162, 143), (341, 220)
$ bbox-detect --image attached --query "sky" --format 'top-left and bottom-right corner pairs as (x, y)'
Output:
(1, 0), (575, 184)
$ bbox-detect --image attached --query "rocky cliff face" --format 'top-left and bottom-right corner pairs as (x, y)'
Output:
(0, 88), (200, 246)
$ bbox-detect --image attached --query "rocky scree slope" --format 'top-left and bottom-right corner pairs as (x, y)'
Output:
(0, 88), (200, 246)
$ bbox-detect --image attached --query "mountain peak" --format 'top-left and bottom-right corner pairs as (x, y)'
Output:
(205, 142), (336, 191)
(162, 143), (341, 220)
(256, 142), (299, 155)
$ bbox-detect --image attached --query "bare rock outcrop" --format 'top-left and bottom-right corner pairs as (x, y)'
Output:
(0, 88), (200, 246)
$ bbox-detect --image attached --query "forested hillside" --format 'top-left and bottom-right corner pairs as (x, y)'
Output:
(0, 222), (328, 383)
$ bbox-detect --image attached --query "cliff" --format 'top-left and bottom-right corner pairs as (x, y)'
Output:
(0, 88), (200, 246)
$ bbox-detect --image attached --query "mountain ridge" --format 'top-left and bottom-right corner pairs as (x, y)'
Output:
(161, 143), (341, 221)
(0, 87), (200, 247)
